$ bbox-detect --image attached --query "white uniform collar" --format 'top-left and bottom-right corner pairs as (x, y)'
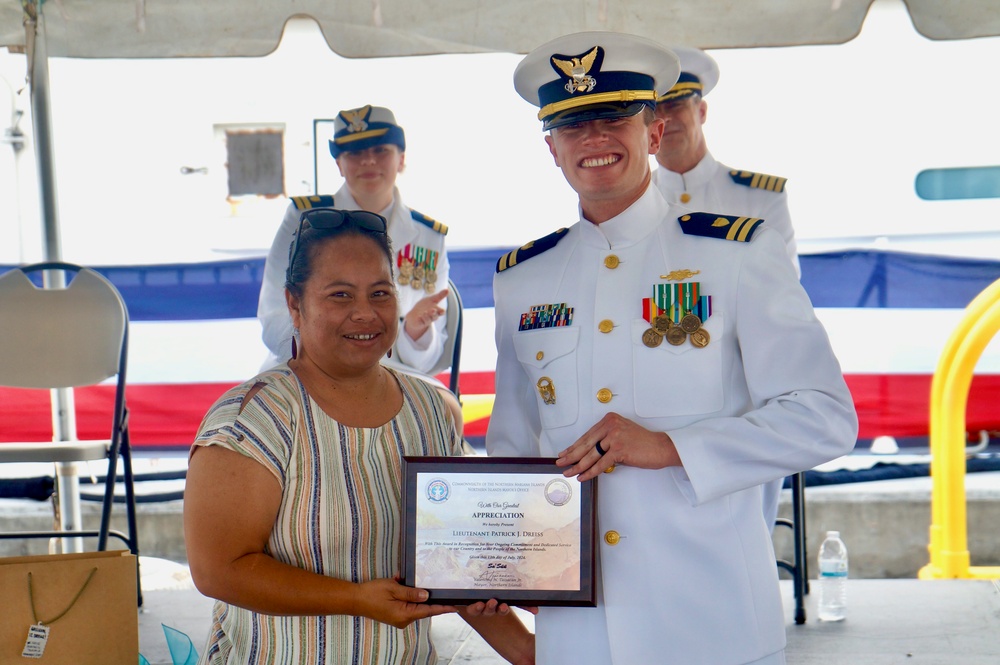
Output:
(579, 181), (668, 249)
(653, 150), (718, 191)
(334, 184), (416, 246)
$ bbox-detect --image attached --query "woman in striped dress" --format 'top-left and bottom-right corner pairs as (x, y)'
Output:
(184, 208), (534, 664)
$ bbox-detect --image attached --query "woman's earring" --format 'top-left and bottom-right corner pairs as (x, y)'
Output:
(291, 337), (298, 360)
(387, 347), (393, 359)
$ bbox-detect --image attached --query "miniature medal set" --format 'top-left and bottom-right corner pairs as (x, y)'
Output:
(641, 275), (712, 349)
(397, 244), (439, 294)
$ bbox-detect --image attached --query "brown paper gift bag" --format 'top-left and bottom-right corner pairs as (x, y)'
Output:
(0, 550), (138, 664)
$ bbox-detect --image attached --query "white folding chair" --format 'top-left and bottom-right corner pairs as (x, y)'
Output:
(0, 262), (139, 572)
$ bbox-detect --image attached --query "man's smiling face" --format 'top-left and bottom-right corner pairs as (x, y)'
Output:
(545, 111), (665, 223)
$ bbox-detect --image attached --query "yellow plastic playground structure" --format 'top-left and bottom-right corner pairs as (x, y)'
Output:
(919, 276), (1000, 579)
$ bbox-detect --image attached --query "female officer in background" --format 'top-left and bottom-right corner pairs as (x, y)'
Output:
(257, 104), (462, 434)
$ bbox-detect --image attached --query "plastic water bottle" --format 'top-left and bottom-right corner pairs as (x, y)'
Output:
(817, 530), (848, 621)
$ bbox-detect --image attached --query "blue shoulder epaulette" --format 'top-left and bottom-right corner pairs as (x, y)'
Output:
(496, 228), (569, 273)
(728, 169), (787, 193)
(678, 213), (764, 243)
(290, 194), (336, 210)
(410, 209), (448, 235)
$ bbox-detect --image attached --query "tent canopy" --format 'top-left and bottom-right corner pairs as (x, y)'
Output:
(2, 0), (1000, 59)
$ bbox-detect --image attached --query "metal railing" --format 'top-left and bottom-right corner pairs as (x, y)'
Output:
(919, 277), (1000, 579)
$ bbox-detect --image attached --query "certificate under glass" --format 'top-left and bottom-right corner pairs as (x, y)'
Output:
(401, 456), (596, 606)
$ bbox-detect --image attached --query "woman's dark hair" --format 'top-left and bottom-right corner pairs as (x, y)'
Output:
(284, 210), (394, 298)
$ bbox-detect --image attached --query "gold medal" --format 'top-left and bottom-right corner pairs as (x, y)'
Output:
(398, 259), (413, 286)
(652, 315), (672, 335)
(424, 282), (436, 294)
(411, 278), (423, 290)
(666, 326), (687, 346)
(425, 269), (437, 284)
(690, 328), (711, 348)
(680, 313), (702, 334)
(642, 328), (663, 348)
(413, 265), (426, 280)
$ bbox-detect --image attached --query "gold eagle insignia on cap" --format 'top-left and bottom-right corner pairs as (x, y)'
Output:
(551, 46), (600, 94)
(341, 106), (371, 134)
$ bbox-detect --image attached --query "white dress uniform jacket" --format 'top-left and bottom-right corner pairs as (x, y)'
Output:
(653, 151), (800, 529)
(486, 184), (857, 665)
(653, 151), (799, 275)
(256, 184), (450, 378)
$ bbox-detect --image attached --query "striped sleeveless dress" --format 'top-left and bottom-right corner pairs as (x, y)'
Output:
(191, 366), (463, 664)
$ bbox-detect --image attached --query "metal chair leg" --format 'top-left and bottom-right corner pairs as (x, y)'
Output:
(775, 471), (808, 624)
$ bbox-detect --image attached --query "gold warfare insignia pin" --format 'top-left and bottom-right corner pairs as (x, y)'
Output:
(661, 269), (701, 281)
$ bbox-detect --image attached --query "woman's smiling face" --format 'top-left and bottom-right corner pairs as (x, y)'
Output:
(288, 232), (399, 377)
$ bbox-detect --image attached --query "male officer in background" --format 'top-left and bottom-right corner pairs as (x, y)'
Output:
(653, 46), (802, 531)
(653, 45), (799, 273)
(486, 32), (857, 664)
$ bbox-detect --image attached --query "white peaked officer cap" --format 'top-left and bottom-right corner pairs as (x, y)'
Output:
(329, 104), (406, 158)
(656, 46), (720, 103)
(513, 31), (681, 131)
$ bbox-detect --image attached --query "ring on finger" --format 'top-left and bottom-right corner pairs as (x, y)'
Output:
(595, 440), (607, 456)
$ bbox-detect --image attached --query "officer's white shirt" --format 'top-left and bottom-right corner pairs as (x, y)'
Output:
(487, 184), (857, 664)
(256, 184), (449, 377)
(652, 151), (800, 275)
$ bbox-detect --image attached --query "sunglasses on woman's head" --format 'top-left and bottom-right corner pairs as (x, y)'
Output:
(287, 208), (388, 280)
(299, 208), (387, 234)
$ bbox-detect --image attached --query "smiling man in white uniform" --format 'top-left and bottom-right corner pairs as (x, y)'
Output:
(486, 32), (857, 664)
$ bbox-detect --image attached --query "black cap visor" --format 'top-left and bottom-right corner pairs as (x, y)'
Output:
(544, 101), (650, 131)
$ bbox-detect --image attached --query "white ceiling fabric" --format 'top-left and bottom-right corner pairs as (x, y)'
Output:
(3, 0), (999, 60)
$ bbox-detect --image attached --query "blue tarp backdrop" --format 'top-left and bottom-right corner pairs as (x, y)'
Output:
(3, 249), (1000, 320)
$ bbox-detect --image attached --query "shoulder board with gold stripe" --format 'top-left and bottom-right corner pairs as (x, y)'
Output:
(290, 194), (337, 210)
(410, 209), (448, 235)
(496, 228), (569, 273)
(678, 212), (763, 243)
(728, 169), (787, 193)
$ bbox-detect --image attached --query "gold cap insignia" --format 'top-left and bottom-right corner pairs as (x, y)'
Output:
(341, 105), (370, 134)
(551, 46), (600, 95)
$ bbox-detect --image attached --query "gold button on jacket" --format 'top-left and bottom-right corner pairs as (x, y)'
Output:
(604, 530), (621, 546)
